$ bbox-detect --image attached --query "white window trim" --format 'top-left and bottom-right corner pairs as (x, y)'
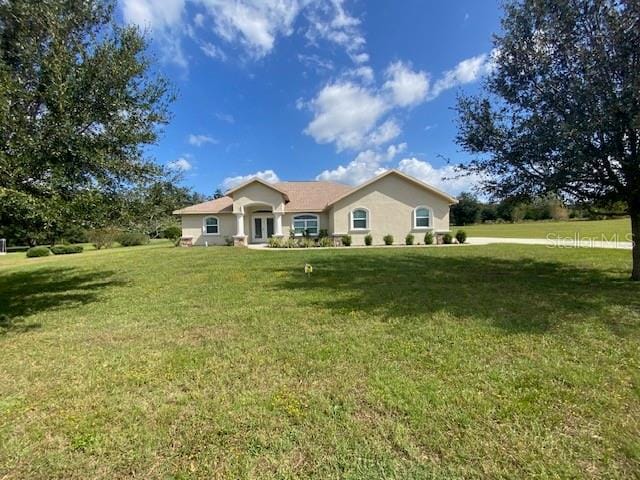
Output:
(350, 207), (370, 231)
(292, 213), (320, 236)
(413, 206), (433, 229)
(203, 216), (220, 236)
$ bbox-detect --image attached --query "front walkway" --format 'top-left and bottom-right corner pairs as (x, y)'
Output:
(467, 236), (633, 250)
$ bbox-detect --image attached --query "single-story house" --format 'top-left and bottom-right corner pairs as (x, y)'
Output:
(173, 169), (457, 246)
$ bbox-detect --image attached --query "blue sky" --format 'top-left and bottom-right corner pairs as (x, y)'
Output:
(119, 0), (502, 196)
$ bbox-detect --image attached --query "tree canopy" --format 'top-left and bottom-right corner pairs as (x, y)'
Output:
(0, 0), (175, 244)
(456, 0), (640, 279)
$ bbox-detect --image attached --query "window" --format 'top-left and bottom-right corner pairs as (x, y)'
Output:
(414, 207), (431, 228)
(203, 216), (219, 235)
(292, 214), (319, 236)
(351, 208), (369, 230)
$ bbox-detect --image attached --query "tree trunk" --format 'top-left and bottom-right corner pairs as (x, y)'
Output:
(631, 207), (640, 281)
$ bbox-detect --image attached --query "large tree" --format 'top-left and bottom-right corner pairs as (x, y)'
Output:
(0, 0), (173, 243)
(456, 0), (640, 279)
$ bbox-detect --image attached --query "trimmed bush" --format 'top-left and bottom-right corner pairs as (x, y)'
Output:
(116, 232), (150, 247)
(50, 245), (83, 255)
(318, 229), (329, 239)
(443, 232), (453, 244)
(163, 226), (182, 241)
(318, 236), (332, 247)
(455, 230), (467, 244)
(298, 238), (314, 248)
(424, 231), (434, 245)
(268, 237), (284, 248)
(405, 234), (414, 245)
(383, 234), (394, 245)
(341, 235), (352, 247)
(364, 234), (372, 246)
(87, 228), (117, 250)
(26, 246), (51, 258)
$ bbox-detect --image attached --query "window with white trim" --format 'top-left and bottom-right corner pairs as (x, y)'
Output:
(292, 214), (319, 236)
(351, 208), (369, 230)
(203, 216), (219, 235)
(414, 207), (431, 228)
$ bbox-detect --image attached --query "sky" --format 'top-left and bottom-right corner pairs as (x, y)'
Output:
(118, 0), (503, 196)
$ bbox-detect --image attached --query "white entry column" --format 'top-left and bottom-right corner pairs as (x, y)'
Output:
(273, 212), (283, 237)
(233, 212), (246, 246)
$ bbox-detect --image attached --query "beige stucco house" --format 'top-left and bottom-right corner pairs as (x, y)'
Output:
(173, 169), (457, 246)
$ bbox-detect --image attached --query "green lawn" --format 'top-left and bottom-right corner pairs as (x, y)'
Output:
(456, 217), (632, 240)
(1, 243), (639, 478)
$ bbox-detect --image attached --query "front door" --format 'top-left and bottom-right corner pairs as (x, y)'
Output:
(252, 215), (274, 242)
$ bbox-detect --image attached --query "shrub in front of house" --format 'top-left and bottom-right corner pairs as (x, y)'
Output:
(116, 232), (150, 247)
(26, 246), (51, 258)
(455, 230), (467, 244)
(443, 232), (453, 244)
(364, 234), (372, 246)
(163, 226), (182, 241)
(50, 245), (84, 255)
(383, 234), (394, 245)
(268, 237), (283, 248)
(87, 228), (118, 250)
(424, 232), (434, 245)
(318, 229), (329, 239)
(405, 234), (414, 245)
(298, 238), (314, 248)
(318, 236), (332, 247)
(341, 235), (352, 246)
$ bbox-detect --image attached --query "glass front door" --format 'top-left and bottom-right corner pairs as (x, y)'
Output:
(252, 215), (273, 242)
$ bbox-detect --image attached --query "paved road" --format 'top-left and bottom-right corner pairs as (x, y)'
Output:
(467, 236), (633, 250)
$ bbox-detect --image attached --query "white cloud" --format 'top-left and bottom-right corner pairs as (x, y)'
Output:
(367, 119), (401, 146)
(298, 53), (334, 73)
(222, 169), (280, 190)
(215, 112), (235, 123)
(194, 12), (205, 27)
(200, 0), (301, 58)
(304, 81), (389, 151)
(396, 157), (479, 194)
(121, 0), (188, 68)
(383, 61), (429, 107)
(350, 65), (374, 84)
(168, 156), (193, 171)
(200, 41), (226, 60)
(315, 142), (406, 185)
(188, 134), (218, 146)
(305, 0), (367, 62)
(430, 53), (493, 99)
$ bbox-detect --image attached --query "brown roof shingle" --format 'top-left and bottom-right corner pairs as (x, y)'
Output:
(275, 181), (353, 211)
(173, 180), (352, 214)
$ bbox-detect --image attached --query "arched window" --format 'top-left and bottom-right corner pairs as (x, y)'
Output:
(292, 214), (319, 236)
(351, 208), (369, 230)
(203, 216), (219, 235)
(413, 206), (431, 228)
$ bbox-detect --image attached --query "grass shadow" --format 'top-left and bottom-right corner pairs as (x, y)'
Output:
(270, 250), (640, 336)
(0, 267), (124, 335)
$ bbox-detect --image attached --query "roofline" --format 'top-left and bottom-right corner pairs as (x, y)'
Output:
(325, 169), (458, 207)
(224, 177), (290, 202)
(173, 210), (233, 215)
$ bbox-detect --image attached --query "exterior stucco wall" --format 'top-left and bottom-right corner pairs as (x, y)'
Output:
(330, 174), (452, 245)
(180, 214), (235, 246)
(282, 212), (329, 238)
(231, 183), (286, 213)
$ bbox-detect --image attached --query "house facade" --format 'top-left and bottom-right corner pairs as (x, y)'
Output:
(174, 169), (457, 246)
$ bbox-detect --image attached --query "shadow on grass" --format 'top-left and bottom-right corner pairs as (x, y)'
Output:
(0, 267), (123, 335)
(272, 251), (640, 336)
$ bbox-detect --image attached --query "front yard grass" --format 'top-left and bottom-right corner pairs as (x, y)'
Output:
(1, 244), (639, 478)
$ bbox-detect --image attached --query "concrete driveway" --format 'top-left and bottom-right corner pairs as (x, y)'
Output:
(467, 236), (633, 250)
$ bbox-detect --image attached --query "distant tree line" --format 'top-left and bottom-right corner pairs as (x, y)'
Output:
(451, 192), (627, 226)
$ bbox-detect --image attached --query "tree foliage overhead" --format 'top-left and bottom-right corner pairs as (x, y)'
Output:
(0, 0), (174, 242)
(456, 0), (640, 278)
